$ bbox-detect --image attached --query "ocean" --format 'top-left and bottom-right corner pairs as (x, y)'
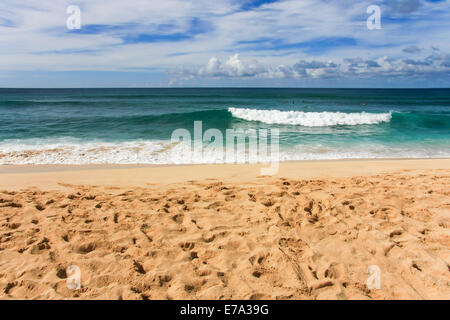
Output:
(0, 88), (449, 165)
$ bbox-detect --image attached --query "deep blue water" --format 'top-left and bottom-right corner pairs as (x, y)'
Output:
(0, 88), (449, 164)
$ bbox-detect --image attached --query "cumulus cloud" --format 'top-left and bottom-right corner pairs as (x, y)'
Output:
(197, 54), (265, 77)
(292, 60), (338, 78)
(173, 52), (450, 82)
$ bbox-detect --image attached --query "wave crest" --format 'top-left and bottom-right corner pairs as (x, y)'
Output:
(228, 107), (392, 126)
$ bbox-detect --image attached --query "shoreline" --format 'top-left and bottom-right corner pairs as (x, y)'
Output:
(0, 158), (449, 190)
(1, 157), (449, 173)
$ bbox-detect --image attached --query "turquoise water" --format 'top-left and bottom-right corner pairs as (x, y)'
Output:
(0, 88), (449, 164)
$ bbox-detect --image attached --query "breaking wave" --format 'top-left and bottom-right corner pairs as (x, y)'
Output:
(228, 107), (392, 126)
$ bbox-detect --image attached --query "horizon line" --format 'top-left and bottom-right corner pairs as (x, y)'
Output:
(1, 87), (450, 90)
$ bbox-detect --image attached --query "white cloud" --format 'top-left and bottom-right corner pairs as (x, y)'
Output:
(0, 0), (449, 82)
(174, 51), (450, 82)
(196, 54), (265, 77)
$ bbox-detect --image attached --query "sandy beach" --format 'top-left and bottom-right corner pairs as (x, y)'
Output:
(0, 159), (449, 299)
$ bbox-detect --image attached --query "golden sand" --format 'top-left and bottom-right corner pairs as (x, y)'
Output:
(0, 159), (449, 299)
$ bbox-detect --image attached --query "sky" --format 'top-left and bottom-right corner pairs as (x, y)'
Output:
(0, 0), (449, 87)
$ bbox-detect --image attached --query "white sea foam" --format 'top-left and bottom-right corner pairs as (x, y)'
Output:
(0, 138), (226, 165)
(228, 107), (392, 126)
(0, 138), (449, 165)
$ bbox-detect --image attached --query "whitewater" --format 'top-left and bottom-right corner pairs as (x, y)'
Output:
(228, 108), (393, 126)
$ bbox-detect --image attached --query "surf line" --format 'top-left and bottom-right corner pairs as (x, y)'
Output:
(171, 120), (280, 175)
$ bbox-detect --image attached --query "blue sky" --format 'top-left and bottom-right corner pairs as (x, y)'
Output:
(0, 0), (449, 87)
